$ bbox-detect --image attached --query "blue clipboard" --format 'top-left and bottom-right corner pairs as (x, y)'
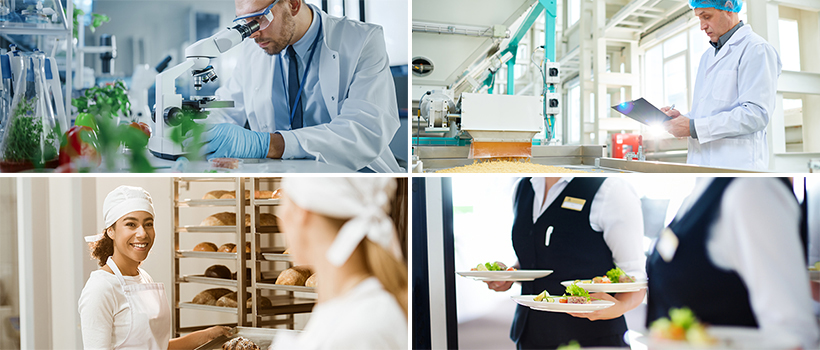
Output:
(611, 98), (672, 125)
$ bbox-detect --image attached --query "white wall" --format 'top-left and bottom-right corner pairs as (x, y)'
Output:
(366, 0), (409, 66)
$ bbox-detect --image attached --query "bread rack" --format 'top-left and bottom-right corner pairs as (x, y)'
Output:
(171, 177), (316, 337)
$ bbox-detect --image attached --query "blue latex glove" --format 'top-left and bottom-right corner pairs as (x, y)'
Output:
(187, 123), (271, 159)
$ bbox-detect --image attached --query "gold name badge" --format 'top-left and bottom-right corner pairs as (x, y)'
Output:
(657, 227), (679, 262)
(561, 196), (586, 211)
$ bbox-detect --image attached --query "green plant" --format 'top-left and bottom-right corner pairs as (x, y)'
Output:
(2, 97), (59, 165)
(72, 8), (110, 40)
(73, 81), (153, 172)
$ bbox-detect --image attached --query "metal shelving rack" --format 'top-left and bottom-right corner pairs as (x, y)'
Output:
(0, 0), (73, 124)
(171, 177), (316, 337)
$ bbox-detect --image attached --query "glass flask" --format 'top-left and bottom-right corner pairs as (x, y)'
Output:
(0, 51), (61, 171)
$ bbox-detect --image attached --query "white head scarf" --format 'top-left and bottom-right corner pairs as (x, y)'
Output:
(281, 177), (403, 266)
(84, 185), (155, 243)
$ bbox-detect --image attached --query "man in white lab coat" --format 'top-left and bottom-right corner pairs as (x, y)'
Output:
(203, 0), (403, 172)
(662, 0), (781, 171)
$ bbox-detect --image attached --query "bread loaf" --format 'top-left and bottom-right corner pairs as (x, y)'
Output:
(305, 274), (317, 287)
(275, 266), (313, 286)
(222, 336), (260, 350)
(230, 242), (253, 253)
(204, 265), (231, 279)
(246, 295), (272, 309)
(193, 242), (218, 252)
(215, 292), (241, 308)
(217, 243), (236, 253)
(192, 288), (232, 306)
(203, 190), (278, 200)
(200, 212), (277, 227)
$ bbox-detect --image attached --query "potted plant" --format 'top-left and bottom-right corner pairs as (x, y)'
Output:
(0, 95), (61, 172)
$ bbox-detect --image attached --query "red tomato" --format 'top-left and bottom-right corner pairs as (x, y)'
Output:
(129, 122), (152, 138)
(506, 267), (516, 271)
(559, 298), (568, 303)
(59, 125), (101, 168)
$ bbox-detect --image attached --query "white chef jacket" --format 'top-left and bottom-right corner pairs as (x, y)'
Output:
(523, 177), (647, 280)
(78, 269), (157, 350)
(675, 178), (819, 349)
(686, 25), (781, 170)
(210, 4), (402, 173)
(271, 277), (407, 349)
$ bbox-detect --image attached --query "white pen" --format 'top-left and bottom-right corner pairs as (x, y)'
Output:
(670, 104), (675, 110)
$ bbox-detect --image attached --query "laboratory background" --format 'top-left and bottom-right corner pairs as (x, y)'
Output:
(412, 0), (820, 173)
(412, 176), (820, 349)
(0, 176), (409, 349)
(0, 0), (409, 173)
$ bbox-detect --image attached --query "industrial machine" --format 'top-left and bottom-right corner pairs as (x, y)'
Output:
(149, 21), (259, 159)
(412, 0), (565, 167)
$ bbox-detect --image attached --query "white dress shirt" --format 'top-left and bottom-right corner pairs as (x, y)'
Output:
(78, 269), (154, 349)
(524, 177), (647, 280)
(675, 178), (819, 349)
(274, 5), (327, 159)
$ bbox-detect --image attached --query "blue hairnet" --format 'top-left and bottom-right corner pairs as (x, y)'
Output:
(689, 0), (742, 12)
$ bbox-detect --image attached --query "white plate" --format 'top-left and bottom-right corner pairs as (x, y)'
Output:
(634, 326), (802, 349)
(561, 279), (648, 293)
(511, 295), (614, 313)
(457, 270), (553, 281)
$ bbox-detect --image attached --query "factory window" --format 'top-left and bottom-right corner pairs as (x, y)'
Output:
(643, 30), (693, 115)
(778, 19), (801, 71)
(567, 84), (581, 144)
(568, 0), (580, 28)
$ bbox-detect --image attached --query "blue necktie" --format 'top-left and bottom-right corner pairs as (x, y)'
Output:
(287, 46), (303, 130)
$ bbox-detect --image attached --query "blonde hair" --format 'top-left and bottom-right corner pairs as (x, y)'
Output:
(361, 238), (408, 316)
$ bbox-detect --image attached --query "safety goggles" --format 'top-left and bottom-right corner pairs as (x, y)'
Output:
(233, 0), (278, 32)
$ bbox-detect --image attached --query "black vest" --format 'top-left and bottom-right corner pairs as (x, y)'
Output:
(646, 178), (758, 328)
(510, 178), (627, 348)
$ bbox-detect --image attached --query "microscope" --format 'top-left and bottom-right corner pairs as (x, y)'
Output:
(149, 21), (261, 160)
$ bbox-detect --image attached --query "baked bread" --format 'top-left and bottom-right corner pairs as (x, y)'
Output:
(200, 212), (238, 226)
(275, 266), (313, 286)
(216, 292), (241, 308)
(230, 242), (253, 253)
(222, 336), (260, 350)
(282, 248), (290, 254)
(305, 274), (317, 287)
(192, 288), (232, 305)
(193, 242), (218, 252)
(246, 295), (272, 309)
(204, 265), (231, 279)
(217, 243), (236, 253)
(270, 188), (281, 199)
(203, 190), (277, 200)
(200, 212), (276, 227)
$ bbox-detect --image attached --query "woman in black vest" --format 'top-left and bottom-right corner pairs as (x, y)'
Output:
(646, 178), (818, 349)
(487, 177), (646, 349)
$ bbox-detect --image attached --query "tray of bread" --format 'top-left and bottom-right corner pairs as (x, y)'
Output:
(194, 326), (297, 350)
(182, 292), (315, 315)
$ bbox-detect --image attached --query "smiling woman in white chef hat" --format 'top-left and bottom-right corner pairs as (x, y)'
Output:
(78, 185), (229, 350)
(272, 177), (408, 350)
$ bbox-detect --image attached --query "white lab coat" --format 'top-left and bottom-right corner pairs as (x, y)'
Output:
(687, 25), (781, 171)
(210, 8), (402, 173)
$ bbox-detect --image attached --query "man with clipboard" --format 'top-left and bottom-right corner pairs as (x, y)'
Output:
(660, 0), (779, 171)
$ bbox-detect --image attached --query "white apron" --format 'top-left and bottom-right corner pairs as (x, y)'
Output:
(106, 257), (171, 350)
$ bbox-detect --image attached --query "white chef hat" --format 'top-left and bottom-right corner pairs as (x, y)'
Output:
(281, 177), (402, 266)
(84, 185), (155, 243)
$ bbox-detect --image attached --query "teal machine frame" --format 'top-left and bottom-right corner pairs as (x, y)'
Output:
(416, 0), (558, 146)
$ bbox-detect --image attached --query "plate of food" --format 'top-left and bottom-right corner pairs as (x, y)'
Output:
(457, 261), (552, 281)
(511, 283), (615, 313)
(635, 307), (801, 349)
(809, 262), (820, 282)
(561, 267), (647, 293)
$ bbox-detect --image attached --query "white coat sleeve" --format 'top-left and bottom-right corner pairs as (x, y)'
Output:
(78, 275), (117, 350)
(207, 62), (248, 126)
(592, 178), (647, 280)
(709, 178), (819, 349)
(694, 43), (781, 143)
(277, 26), (399, 171)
